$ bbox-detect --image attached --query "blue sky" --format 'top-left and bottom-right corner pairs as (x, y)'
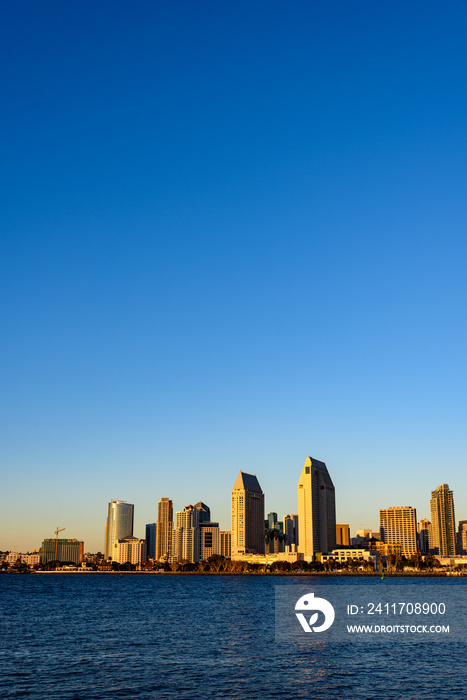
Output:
(1, 1), (466, 552)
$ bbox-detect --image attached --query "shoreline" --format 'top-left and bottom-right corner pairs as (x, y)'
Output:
(4, 570), (462, 577)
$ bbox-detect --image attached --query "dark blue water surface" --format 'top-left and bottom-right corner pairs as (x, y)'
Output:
(1, 574), (466, 699)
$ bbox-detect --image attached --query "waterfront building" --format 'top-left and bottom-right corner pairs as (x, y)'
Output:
(297, 457), (336, 558)
(268, 512), (278, 529)
(199, 522), (220, 560)
(220, 530), (231, 558)
(40, 538), (84, 564)
(430, 484), (456, 556)
(379, 507), (417, 557)
(418, 519), (432, 554)
(156, 497), (173, 561)
(113, 536), (147, 565)
(104, 500), (134, 560)
(145, 523), (156, 559)
(336, 524), (350, 546)
(231, 471), (265, 556)
(172, 505), (200, 563)
(457, 520), (467, 555)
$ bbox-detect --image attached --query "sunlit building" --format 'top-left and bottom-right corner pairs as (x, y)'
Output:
(298, 457), (336, 558)
(172, 505), (200, 563)
(231, 471), (265, 556)
(220, 530), (231, 558)
(379, 507), (417, 557)
(430, 484), (456, 556)
(113, 536), (147, 564)
(104, 500), (134, 560)
(156, 497), (173, 561)
(199, 522), (220, 560)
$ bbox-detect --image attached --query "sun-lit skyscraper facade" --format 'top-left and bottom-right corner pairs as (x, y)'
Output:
(104, 500), (134, 560)
(297, 457), (336, 558)
(379, 506), (417, 557)
(156, 497), (173, 561)
(231, 471), (264, 556)
(430, 484), (456, 556)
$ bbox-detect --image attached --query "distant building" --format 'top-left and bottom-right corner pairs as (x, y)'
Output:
(113, 536), (147, 565)
(172, 505), (200, 563)
(145, 523), (156, 559)
(379, 507), (417, 557)
(40, 539), (84, 564)
(418, 519), (432, 554)
(231, 471), (265, 556)
(105, 500), (134, 560)
(6, 552), (41, 566)
(268, 513), (278, 529)
(430, 484), (456, 556)
(457, 520), (467, 555)
(199, 522), (220, 560)
(220, 530), (231, 558)
(193, 502), (211, 523)
(283, 514), (299, 546)
(336, 524), (350, 547)
(156, 497), (173, 561)
(297, 457), (336, 558)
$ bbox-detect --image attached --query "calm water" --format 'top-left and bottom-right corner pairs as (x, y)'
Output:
(1, 574), (466, 699)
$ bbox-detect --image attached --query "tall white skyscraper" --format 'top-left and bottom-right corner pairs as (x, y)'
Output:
(297, 457), (336, 558)
(231, 471), (264, 556)
(156, 497), (173, 561)
(104, 500), (134, 560)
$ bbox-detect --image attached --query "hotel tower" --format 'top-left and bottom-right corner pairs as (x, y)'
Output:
(297, 456), (336, 558)
(231, 471), (265, 556)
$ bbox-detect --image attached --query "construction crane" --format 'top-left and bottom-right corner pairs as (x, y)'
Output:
(54, 527), (65, 562)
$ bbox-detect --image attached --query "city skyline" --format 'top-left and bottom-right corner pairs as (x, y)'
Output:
(4, 460), (465, 556)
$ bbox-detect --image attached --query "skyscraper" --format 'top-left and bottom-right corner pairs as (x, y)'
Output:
(379, 507), (417, 557)
(418, 519), (432, 554)
(145, 523), (156, 559)
(156, 497), (173, 561)
(457, 520), (467, 555)
(336, 524), (350, 547)
(430, 484), (456, 556)
(231, 471), (265, 556)
(172, 505), (200, 563)
(193, 502), (211, 523)
(297, 457), (336, 558)
(104, 500), (134, 560)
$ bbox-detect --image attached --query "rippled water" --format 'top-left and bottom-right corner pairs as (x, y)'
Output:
(1, 574), (466, 699)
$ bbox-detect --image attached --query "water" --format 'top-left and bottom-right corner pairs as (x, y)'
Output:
(1, 574), (466, 699)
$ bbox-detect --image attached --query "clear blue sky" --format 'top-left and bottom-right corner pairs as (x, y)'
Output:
(1, 1), (466, 552)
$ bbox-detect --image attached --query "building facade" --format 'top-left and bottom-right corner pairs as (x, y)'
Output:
(40, 539), (84, 564)
(379, 507), (417, 557)
(336, 524), (350, 547)
(199, 522), (220, 560)
(220, 530), (232, 558)
(297, 457), (336, 558)
(430, 484), (456, 556)
(231, 471), (265, 556)
(172, 505), (200, 563)
(457, 520), (467, 555)
(113, 536), (147, 565)
(418, 519), (432, 554)
(145, 523), (156, 559)
(104, 500), (134, 560)
(156, 497), (173, 561)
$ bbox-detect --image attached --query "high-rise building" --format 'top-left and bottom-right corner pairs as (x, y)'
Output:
(336, 524), (350, 547)
(457, 520), (467, 555)
(172, 505), (200, 563)
(145, 523), (156, 559)
(231, 471), (265, 556)
(199, 522), (220, 560)
(268, 512), (278, 529)
(379, 507), (417, 557)
(418, 519), (432, 554)
(297, 457), (336, 558)
(105, 500), (134, 560)
(113, 536), (147, 565)
(40, 538), (84, 564)
(156, 497), (173, 561)
(283, 514), (299, 546)
(220, 530), (232, 558)
(193, 502), (211, 523)
(430, 484), (456, 556)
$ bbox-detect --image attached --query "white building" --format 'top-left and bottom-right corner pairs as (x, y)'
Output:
(112, 536), (147, 564)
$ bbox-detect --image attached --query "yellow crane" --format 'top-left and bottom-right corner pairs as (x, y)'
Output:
(54, 527), (65, 562)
